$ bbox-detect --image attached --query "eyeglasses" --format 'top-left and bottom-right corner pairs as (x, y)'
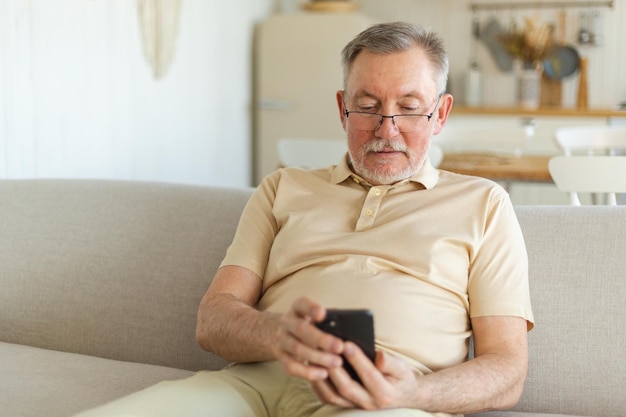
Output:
(344, 94), (442, 133)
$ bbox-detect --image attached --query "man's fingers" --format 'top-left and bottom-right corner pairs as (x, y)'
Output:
(281, 311), (344, 356)
(290, 296), (326, 322)
(312, 377), (357, 408)
(281, 357), (329, 381)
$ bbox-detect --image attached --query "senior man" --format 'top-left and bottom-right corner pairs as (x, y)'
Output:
(76, 21), (533, 417)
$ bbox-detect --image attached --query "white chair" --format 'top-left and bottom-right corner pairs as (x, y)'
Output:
(433, 125), (532, 155)
(277, 138), (347, 169)
(554, 126), (626, 156)
(277, 138), (444, 169)
(548, 156), (626, 205)
(428, 143), (443, 168)
(553, 126), (626, 204)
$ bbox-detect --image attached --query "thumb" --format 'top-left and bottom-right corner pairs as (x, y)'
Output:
(375, 350), (410, 378)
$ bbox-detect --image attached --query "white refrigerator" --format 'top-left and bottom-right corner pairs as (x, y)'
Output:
(253, 12), (371, 184)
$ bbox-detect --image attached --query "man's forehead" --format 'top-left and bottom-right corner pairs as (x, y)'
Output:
(345, 51), (438, 101)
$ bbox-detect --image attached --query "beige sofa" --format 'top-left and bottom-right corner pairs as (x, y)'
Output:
(1, 179), (624, 417)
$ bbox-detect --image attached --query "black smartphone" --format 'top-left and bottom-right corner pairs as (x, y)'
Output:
(315, 309), (376, 384)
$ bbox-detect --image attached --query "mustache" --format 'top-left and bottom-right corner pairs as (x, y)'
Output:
(360, 140), (408, 154)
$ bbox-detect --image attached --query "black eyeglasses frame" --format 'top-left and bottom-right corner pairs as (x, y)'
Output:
(343, 93), (443, 132)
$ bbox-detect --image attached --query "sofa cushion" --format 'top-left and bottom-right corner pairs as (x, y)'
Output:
(511, 206), (626, 417)
(0, 179), (253, 371)
(0, 342), (194, 417)
(471, 413), (591, 417)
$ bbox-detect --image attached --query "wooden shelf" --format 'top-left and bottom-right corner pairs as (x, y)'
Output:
(452, 106), (626, 118)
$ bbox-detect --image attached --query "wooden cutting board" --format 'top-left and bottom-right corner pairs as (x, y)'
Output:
(302, 1), (358, 12)
(540, 74), (562, 107)
(540, 11), (565, 108)
(577, 56), (589, 109)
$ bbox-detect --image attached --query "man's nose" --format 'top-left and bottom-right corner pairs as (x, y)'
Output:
(376, 115), (399, 139)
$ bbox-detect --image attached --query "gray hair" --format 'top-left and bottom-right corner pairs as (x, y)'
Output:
(341, 22), (449, 94)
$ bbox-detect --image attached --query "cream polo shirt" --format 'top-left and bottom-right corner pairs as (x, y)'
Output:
(220, 155), (534, 375)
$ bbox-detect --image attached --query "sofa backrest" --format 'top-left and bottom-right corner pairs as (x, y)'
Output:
(0, 179), (253, 372)
(2, 180), (625, 416)
(511, 205), (626, 417)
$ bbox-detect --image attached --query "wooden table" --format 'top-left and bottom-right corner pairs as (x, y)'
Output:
(439, 152), (553, 185)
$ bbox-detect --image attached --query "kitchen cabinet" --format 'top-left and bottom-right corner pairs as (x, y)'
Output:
(253, 12), (371, 184)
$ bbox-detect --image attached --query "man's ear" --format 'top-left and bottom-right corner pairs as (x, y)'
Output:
(336, 90), (347, 131)
(432, 93), (454, 136)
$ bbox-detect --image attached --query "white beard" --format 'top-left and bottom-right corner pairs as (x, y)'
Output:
(349, 140), (424, 185)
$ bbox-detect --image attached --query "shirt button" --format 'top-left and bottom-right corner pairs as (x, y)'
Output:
(365, 208), (374, 216)
(374, 188), (381, 196)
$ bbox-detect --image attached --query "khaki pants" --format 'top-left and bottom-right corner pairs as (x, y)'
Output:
(74, 361), (436, 417)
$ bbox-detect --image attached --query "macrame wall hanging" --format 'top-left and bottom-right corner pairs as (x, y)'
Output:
(137, 0), (183, 79)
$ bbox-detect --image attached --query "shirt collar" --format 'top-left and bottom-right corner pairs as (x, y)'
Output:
(331, 152), (440, 189)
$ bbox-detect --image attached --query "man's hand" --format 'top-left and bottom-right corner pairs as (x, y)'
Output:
(312, 345), (419, 410)
(273, 297), (347, 381)
(274, 299), (422, 411)
(272, 298), (529, 415)
(274, 297), (423, 410)
(314, 316), (529, 414)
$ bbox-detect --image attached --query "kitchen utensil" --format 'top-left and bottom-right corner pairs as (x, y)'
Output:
(578, 10), (594, 45)
(540, 11), (561, 107)
(576, 9), (596, 109)
(577, 56), (589, 109)
(470, 16), (480, 66)
(544, 10), (580, 80)
(479, 18), (514, 72)
(543, 45), (580, 79)
(541, 11), (581, 107)
(465, 16), (484, 106)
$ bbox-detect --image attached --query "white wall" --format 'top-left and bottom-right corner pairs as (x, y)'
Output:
(0, 0), (273, 187)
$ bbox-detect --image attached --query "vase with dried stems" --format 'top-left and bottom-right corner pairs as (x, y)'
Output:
(500, 17), (552, 109)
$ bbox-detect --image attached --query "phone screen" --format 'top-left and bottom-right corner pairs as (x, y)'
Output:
(315, 309), (375, 383)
